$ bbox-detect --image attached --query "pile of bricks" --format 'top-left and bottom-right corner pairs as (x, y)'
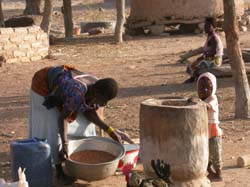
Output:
(0, 26), (49, 63)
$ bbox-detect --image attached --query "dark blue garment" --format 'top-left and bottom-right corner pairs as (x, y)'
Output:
(54, 70), (87, 112)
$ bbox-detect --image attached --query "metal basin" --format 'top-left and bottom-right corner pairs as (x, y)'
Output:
(65, 136), (125, 181)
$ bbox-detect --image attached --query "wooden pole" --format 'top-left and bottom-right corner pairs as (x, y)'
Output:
(40, 0), (53, 33)
(0, 0), (4, 27)
(114, 0), (125, 43)
(223, 0), (250, 118)
(63, 0), (73, 38)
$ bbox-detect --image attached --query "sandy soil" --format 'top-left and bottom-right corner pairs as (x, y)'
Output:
(1, 1), (250, 187)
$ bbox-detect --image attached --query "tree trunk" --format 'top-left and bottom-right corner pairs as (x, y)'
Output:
(140, 98), (210, 187)
(24, 0), (42, 15)
(223, 0), (250, 118)
(114, 0), (125, 43)
(0, 0), (4, 27)
(40, 0), (53, 33)
(63, 0), (73, 38)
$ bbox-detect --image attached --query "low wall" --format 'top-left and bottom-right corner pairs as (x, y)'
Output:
(0, 26), (49, 63)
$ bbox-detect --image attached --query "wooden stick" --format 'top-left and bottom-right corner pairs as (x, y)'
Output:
(237, 155), (250, 167)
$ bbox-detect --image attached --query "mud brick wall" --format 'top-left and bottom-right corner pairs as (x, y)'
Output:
(0, 26), (49, 63)
(129, 0), (244, 21)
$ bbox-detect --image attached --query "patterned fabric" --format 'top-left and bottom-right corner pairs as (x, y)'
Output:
(187, 58), (222, 76)
(29, 90), (96, 165)
(199, 57), (222, 69)
(54, 70), (96, 113)
(209, 136), (222, 170)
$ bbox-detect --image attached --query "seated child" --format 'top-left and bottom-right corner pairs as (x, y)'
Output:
(184, 17), (223, 84)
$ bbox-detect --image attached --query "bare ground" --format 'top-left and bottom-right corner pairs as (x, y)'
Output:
(1, 1), (250, 187)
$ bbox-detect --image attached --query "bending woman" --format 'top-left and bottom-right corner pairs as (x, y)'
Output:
(29, 65), (122, 184)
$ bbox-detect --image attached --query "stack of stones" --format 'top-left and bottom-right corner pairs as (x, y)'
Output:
(239, 9), (250, 32)
(0, 26), (49, 63)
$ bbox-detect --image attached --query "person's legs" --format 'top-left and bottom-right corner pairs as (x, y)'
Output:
(184, 60), (200, 84)
(207, 161), (216, 178)
(55, 164), (75, 185)
(209, 137), (223, 181)
(207, 139), (216, 180)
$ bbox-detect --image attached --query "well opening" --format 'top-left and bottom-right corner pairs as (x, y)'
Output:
(143, 97), (197, 107)
(161, 100), (194, 106)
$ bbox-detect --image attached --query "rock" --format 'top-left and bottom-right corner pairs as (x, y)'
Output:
(99, 7), (105, 12)
(240, 25), (248, 32)
(160, 33), (170, 36)
(244, 15), (250, 25)
(194, 28), (203, 34)
(49, 35), (57, 45)
(148, 25), (165, 35)
(0, 161), (10, 167)
(53, 11), (61, 16)
(239, 19), (247, 26)
(237, 155), (250, 167)
(4, 16), (34, 28)
(0, 133), (12, 138)
(198, 23), (204, 30)
(88, 27), (104, 35)
(80, 21), (115, 33)
(123, 34), (133, 40)
(0, 56), (6, 67)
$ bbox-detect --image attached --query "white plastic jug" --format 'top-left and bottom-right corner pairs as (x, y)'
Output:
(0, 167), (28, 187)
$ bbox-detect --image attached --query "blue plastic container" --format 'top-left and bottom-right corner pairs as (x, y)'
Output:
(10, 138), (52, 187)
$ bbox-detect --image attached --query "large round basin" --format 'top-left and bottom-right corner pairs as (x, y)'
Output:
(65, 136), (125, 181)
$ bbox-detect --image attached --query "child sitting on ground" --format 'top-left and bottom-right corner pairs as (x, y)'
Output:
(197, 72), (223, 181)
(184, 17), (223, 83)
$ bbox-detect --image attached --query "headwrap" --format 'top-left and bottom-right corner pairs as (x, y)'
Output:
(197, 72), (217, 96)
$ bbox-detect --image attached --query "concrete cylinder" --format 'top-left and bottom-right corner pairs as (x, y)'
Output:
(140, 97), (210, 187)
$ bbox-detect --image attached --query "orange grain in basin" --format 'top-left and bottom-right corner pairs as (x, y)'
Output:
(70, 150), (116, 164)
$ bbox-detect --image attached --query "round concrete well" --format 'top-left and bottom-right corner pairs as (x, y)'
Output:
(140, 97), (210, 187)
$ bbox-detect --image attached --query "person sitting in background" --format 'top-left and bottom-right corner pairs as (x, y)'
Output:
(184, 17), (223, 84)
(29, 65), (132, 185)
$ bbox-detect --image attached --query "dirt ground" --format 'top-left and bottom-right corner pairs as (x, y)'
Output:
(1, 0), (250, 187)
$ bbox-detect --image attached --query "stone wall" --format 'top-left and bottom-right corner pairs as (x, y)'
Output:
(0, 26), (49, 63)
